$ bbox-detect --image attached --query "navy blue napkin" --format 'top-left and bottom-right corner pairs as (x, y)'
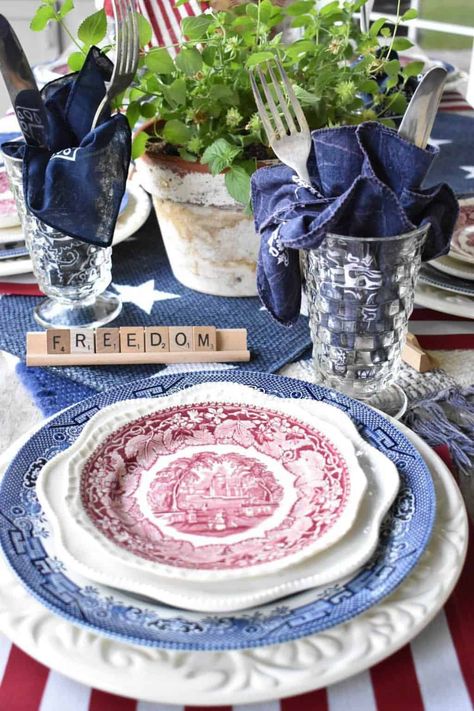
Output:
(251, 121), (459, 325)
(2, 47), (131, 247)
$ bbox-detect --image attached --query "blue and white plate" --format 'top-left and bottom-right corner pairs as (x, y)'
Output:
(0, 371), (436, 651)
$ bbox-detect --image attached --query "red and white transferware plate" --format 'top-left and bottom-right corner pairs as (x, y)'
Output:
(62, 384), (369, 582)
(0, 166), (20, 230)
(449, 196), (474, 265)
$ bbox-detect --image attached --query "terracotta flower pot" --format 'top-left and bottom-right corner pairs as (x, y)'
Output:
(135, 145), (262, 297)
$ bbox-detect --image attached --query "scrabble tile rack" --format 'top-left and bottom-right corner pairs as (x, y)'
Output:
(26, 328), (250, 366)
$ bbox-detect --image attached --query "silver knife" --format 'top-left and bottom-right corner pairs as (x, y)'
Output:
(360, 0), (374, 34)
(398, 66), (448, 149)
(0, 14), (48, 148)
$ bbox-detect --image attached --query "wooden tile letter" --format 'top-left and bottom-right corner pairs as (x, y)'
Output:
(145, 327), (169, 352)
(193, 326), (216, 351)
(46, 329), (70, 354)
(96, 328), (120, 353)
(120, 327), (145, 352)
(70, 329), (95, 353)
(169, 326), (193, 351)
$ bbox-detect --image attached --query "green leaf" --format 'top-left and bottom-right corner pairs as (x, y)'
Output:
(402, 60), (424, 79)
(162, 77), (187, 107)
(132, 131), (149, 160)
(175, 47), (203, 76)
(30, 5), (56, 31)
(181, 15), (213, 39)
(137, 14), (153, 47)
(319, 0), (341, 15)
(140, 102), (157, 118)
(225, 165), (251, 205)
(163, 119), (192, 145)
(78, 9), (106, 45)
(290, 14), (313, 28)
(126, 101), (141, 129)
(285, 0), (314, 16)
(384, 59), (401, 77)
(359, 78), (380, 95)
(67, 51), (86, 72)
(178, 148), (198, 162)
(388, 92), (407, 115)
(202, 46), (217, 66)
(201, 138), (241, 176)
(146, 48), (175, 75)
(391, 37), (413, 51)
(258, 0), (274, 24)
(209, 84), (237, 105)
(401, 8), (417, 21)
(58, 0), (74, 19)
(246, 3), (259, 19)
(245, 51), (275, 68)
(369, 17), (387, 36)
(293, 85), (319, 106)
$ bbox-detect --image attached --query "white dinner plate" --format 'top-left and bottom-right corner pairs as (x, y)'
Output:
(0, 422), (466, 705)
(415, 281), (474, 319)
(430, 254), (474, 281)
(37, 383), (398, 611)
(0, 181), (151, 278)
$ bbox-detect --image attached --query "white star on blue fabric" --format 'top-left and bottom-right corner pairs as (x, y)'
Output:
(429, 138), (452, 148)
(113, 280), (180, 314)
(460, 166), (474, 180)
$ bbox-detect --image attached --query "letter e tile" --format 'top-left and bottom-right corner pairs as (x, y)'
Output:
(120, 327), (145, 352)
(96, 328), (120, 353)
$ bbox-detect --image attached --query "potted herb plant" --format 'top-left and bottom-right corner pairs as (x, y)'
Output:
(31, 0), (422, 296)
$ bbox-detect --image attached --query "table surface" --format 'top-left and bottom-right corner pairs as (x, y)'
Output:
(0, 60), (473, 711)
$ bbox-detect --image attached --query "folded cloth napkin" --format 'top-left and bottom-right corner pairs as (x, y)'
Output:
(1, 47), (131, 247)
(252, 121), (459, 325)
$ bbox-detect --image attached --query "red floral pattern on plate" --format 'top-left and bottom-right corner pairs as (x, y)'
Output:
(0, 169), (17, 217)
(80, 403), (351, 570)
(450, 199), (474, 262)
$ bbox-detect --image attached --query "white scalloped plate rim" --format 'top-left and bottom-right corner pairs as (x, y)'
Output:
(415, 281), (474, 319)
(44, 382), (378, 583)
(0, 422), (467, 706)
(37, 385), (398, 611)
(430, 254), (474, 281)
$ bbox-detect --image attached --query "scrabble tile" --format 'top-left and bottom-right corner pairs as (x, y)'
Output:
(145, 326), (169, 352)
(70, 329), (95, 353)
(193, 326), (216, 351)
(120, 327), (145, 352)
(46, 329), (70, 354)
(96, 328), (120, 353)
(169, 326), (193, 351)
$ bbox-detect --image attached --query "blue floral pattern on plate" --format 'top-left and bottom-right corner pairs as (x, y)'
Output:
(0, 371), (435, 651)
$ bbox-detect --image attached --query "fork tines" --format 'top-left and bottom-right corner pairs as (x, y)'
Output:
(249, 58), (310, 142)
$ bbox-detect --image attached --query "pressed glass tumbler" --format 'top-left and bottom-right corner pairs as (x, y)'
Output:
(2, 150), (121, 328)
(301, 225), (429, 415)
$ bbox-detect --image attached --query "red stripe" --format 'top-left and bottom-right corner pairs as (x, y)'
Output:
(444, 519), (474, 704)
(0, 282), (43, 296)
(370, 644), (424, 711)
(139, 0), (165, 47)
(416, 334), (474, 350)
(89, 689), (136, 710)
(168, 0), (186, 43)
(281, 688), (329, 711)
(411, 308), (471, 322)
(0, 646), (49, 711)
(150, 0), (179, 46)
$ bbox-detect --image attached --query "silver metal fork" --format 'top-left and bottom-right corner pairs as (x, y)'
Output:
(250, 57), (312, 185)
(91, 0), (139, 130)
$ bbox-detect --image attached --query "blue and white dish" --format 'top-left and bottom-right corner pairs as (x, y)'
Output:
(419, 263), (474, 297)
(0, 371), (436, 651)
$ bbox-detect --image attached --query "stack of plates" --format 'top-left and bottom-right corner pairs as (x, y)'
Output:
(0, 165), (152, 278)
(0, 371), (467, 705)
(416, 197), (474, 318)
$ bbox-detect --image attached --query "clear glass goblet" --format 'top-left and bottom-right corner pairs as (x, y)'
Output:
(300, 225), (429, 418)
(2, 150), (121, 329)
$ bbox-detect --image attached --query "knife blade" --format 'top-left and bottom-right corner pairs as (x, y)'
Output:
(0, 14), (48, 149)
(397, 66), (448, 149)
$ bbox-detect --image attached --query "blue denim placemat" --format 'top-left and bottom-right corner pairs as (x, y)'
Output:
(0, 212), (312, 414)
